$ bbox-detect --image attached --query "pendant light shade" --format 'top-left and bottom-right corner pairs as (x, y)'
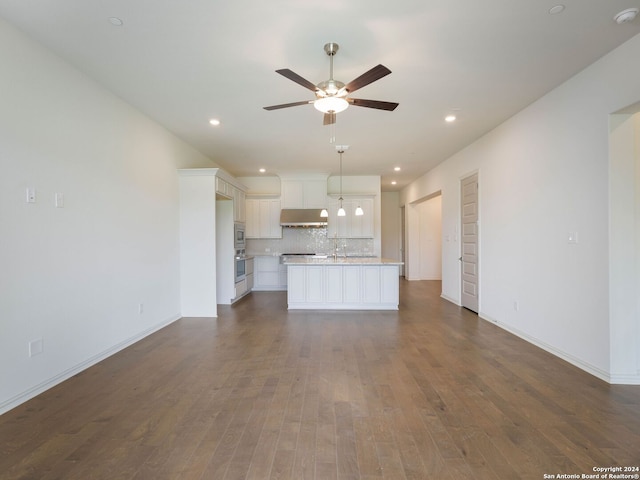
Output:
(355, 205), (364, 216)
(320, 208), (329, 218)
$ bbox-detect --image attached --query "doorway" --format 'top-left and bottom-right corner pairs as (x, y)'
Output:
(405, 193), (442, 281)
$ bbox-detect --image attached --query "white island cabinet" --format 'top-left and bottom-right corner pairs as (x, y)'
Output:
(284, 258), (402, 310)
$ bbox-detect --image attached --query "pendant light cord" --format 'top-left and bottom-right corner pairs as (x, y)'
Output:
(339, 150), (343, 204)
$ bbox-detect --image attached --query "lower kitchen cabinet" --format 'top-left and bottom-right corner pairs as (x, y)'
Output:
(286, 263), (400, 310)
(253, 256), (287, 291)
(245, 257), (254, 291)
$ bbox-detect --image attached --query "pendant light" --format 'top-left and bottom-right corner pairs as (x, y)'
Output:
(337, 147), (346, 216)
(334, 145), (364, 217)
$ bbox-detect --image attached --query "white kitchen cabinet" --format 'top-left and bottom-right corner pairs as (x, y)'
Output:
(280, 176), (328, 209)
(325, 266), (343, 303)
(235, 278), (247, 298)
(246, 198), (281, 239)
(380, 266), (399, 304)
(284, 262), (400, 310)
(246, 257), (254, 291)
(362, 266), (381, 304)
(254, 256), (287, 291)
(306, 266), (324, 303)
(287, 266), (305, 303)
(233, 188), (246, 223)
(326, 196), (374, 238)
(215, 176), (232, 198)
(288, 265), (328, 304)
(342, 266), (361, 304)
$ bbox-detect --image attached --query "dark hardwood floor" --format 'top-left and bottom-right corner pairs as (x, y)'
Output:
(1, 280), (639, 479)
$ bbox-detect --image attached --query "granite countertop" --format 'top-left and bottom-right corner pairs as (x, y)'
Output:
(280, 256), (403, 266)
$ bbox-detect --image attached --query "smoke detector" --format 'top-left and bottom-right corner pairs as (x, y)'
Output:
(614, 8), (638, 24)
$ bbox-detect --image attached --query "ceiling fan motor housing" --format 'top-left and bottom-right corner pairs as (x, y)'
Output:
(316, 79), (346, 97)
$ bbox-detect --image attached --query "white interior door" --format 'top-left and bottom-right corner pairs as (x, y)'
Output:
(460, 173), (479, 312)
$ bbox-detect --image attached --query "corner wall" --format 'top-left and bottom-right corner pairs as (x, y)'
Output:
(401, 33), (640, 383)
(0, 17), (214, 413)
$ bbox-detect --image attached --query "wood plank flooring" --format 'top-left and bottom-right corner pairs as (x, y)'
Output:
(1, 280), (639, 479)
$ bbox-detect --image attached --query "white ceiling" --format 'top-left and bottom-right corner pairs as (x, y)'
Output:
(1, 0), (639, 191)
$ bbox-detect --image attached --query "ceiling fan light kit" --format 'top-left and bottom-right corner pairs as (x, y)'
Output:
(314, 96), (349, 113)
(264, 42), (399, 124)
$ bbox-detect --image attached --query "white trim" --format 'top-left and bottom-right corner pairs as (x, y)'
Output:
(0, 314), (181, 415)
(440, 293), (461, 306)
(609, 373), (640, 385)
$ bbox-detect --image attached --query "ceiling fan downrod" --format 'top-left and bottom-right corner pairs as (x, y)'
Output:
(324, 42), (339, 81)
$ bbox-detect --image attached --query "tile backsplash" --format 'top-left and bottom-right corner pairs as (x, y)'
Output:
(246, 227), (374, 256)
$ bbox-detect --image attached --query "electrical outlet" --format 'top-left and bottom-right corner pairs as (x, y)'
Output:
(513, 301), (519, 312)
(55, 192), (64, 208)
(138, 303), (144, 314)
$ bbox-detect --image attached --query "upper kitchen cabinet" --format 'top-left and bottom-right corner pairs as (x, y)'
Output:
(280, 174), (329, 209)
(215, 176), (232, 198)
(246, 197), (282, 239)
(233, 188), (246, 223)
(214, 173), (246, 223)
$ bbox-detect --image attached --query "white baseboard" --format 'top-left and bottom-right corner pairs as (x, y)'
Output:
(0, 313), (181, 416)
(608, 373), (640, 385)
(440, 293), (460, 306)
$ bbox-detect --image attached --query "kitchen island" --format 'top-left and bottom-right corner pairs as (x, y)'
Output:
(281, 256), (403, 310)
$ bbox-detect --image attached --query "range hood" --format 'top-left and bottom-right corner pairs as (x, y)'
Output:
(279, 209), (328, 227)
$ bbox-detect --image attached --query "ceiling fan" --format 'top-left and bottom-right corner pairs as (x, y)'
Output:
(263, 43), (399, 125)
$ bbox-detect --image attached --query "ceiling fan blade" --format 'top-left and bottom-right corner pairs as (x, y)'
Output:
(276, 69), (318, 92)
(263, 100), (313, 111)
(323, 112), (336, 125)
(348, 98), (399, 111)
(345, 64), (392, 93)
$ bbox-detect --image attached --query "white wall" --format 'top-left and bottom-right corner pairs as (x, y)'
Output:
(401, 33), (640, 383)
(609, 111), (640, 383)
(0, 18), (215, 413)
(381, 192), (401, 262)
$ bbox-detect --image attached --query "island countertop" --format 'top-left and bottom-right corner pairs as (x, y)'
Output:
(280, 256), (403, 266)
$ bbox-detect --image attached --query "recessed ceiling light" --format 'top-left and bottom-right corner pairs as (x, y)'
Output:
(445, 115), (456, 123)
(259, 168), (266, 173)
(614, 8), (638, 24)
(391, 181), (397, 185)
(108, 17), (123, 26)
(394, 167), (401, 171)
(209, 119), (220, 126)
(548, 5), (565, 15)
